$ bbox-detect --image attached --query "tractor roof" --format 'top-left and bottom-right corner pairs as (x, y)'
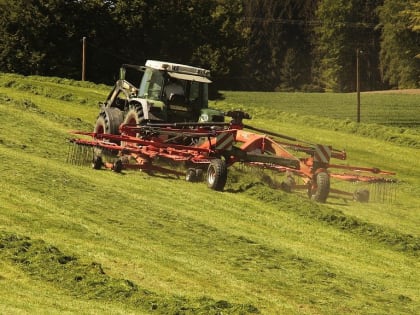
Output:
(145, 60), (212, 83)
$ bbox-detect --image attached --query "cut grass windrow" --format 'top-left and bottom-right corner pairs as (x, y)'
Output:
(239, 181), (419, 256)
(0, 231), (259, 315)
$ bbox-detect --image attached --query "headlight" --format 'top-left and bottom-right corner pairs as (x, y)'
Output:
(199, 114), (209, 122)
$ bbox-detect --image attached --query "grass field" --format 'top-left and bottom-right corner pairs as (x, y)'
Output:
(215, 90), (420, 129)
(0, 73), (419, 314)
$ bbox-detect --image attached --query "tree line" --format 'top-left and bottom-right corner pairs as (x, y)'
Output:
(0, 0), (419, 92)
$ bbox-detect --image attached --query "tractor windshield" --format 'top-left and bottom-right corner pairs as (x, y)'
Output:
(139, 67), (209, 110)
(138, 68), (164, 101)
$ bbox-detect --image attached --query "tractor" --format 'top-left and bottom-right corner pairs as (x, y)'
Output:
(94, 60), (225, 137)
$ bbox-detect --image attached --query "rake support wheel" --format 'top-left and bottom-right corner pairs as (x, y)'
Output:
(92, 156), (103, 170)
(112, 159), (123, 173)
(207, 159), (227, 191)
(310, 171), (330, 203)
(186, 168), (204, 182)
(354, 188), (370, 202)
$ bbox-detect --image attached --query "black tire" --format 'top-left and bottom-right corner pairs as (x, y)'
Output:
(310, 171), (330, 203)
(354, 188), (369, 202)
(186, 168), (197, 182)
(92, 156), (103, 170)
(185, 168), (204, 182)
(94, 108), (124, 136)
(123, 104), (144, 137)
(124, 105), (144, 125)
(207, 159), (228, 191)
(112, 159), (123, 173)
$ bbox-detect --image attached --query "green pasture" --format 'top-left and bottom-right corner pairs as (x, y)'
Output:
(0, 73), (419, 314)
(215, 91), (420, 130)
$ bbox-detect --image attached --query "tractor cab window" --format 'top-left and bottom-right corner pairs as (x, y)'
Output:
(138, 68), (164, 101)
(189, 81), (199, 102)
(188, 81), (208, 109)
(164, 77), (186, 100)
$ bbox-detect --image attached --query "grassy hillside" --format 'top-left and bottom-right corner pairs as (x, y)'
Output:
(0, 73), (419, 315)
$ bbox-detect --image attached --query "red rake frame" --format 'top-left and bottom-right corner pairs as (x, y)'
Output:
(69, 117), (396, 202)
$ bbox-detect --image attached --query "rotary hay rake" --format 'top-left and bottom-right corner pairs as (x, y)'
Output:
(68, 110), (396, 203)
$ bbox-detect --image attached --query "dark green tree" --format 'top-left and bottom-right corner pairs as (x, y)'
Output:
(314, 0), (384, 92)
(278, 48), (301, 91)
(0, 0), (119, 82)
(0, 0), (51, 75)
(378, 0), (420, 88)
(138, 0), (247, 90)
(189, 0), (248, 90)
(242, 0), (317, 91)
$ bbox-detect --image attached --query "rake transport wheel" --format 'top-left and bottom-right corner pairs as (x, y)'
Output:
(186, 168), (203, 182)
(112, 159), (123, 173)
(309, 171), (330, 203)
(94, 108), (124, 137)
(92, 155), (103, 170)
(207, 159), (227, 191)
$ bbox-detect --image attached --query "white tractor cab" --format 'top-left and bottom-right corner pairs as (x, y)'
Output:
(94, 60), (225, 136)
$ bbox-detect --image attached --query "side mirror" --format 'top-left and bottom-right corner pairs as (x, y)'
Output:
(119, 67), (126, 80)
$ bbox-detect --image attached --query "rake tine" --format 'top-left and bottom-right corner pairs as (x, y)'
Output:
(86, 146), (93, 165)
(66, 142), (72, 164)
(66, 141), (73, 164)
(81, 145), (86, 165)
(76, 144), (82, 166)
(67, 141), (77, 164)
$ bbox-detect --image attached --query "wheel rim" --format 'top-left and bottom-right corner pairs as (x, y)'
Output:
(126, 117), (137, 125)
(208, 166), (216, 185)
(96, 125), (104, 134)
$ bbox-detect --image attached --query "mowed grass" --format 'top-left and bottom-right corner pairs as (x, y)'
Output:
(0, 73), (419, 314)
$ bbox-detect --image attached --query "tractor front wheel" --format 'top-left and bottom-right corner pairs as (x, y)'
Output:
(123, 104), (144, 137)
(207, 159), (227, 191)
(309, 171), (330, 203)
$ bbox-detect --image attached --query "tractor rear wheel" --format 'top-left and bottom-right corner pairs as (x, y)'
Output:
(94, 108), (124, 136)
(309, 171), (330, 203)
(207, 159), (227, 191)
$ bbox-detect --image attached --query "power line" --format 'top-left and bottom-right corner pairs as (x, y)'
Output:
(242, 17), (377, 29)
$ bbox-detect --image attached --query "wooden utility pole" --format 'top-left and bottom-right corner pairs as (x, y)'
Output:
(82, 37), (86, 81)
(356, 48), (361, 123)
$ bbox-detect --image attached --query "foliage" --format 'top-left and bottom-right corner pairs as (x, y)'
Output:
(0, 1), (419, 90)
(378, 0), (420, 88)
(0, 0), (248, 88)
(314, 0), (384, 92)
(242, 0), (316, 91)
(0, 0), (116, 81)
